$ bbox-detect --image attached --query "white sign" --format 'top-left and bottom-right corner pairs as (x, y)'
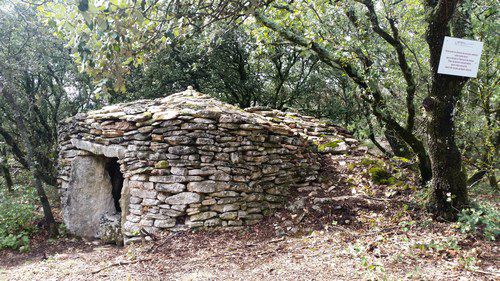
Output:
(437, 36), (483, 78)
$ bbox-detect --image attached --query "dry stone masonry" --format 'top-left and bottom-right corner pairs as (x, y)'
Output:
(58, 88), (358, 243)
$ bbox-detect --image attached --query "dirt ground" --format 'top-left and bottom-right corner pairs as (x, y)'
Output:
(1, 154), (498, 280)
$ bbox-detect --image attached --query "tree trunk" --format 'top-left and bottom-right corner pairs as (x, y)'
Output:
(368, 133), (391, 157)
(414, 144), (433, 186)
(384, 129), (413, 158)
(0, 147), (13, 192)
(33, 171), (58, 235)
(381, 116), (432, 185)
(425, 85), (468, 220)
(425, 0), (469, 220)
(0, 81), (58, 236)
(489, 175), (498, 190)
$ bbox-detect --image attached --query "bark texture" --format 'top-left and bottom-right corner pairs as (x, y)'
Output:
(425, 0), (469, 220)
(0, 147), (13, 192)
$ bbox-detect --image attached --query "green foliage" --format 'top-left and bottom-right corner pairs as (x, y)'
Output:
(0, 234), (30, 252)
(57, 223), (68, 238)
(0, 3), (96, 187)
(398, 219), (416, 232)
(37, 0), (499, 192)
(368, 167), (395, 185)
(349, 242), (387, 279)
(456, 204), (499, 241)
(26, 0), (500, 221)
(0, 185), (41, 251)
(412, 238), (461, 253)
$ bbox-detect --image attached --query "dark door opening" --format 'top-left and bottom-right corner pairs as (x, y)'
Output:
(105, 158), (124, 212)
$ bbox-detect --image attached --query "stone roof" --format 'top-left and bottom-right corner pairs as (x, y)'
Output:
(86, 89), (262, 124)
(65, 88), (358, 154)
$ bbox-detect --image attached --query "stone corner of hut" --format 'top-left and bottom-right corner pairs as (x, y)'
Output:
(57, 88), (359, 243)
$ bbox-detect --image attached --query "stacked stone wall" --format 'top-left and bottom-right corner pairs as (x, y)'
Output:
(59, 89), (352, 240)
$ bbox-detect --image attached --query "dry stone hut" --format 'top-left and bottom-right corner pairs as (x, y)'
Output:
(57, 88), (358, 243)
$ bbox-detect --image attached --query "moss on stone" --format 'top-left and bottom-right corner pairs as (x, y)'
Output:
(154, 160), (170, 169)
(183, 102), (204, 110)
(317, 140), (342, 152)
(360, 158), (383, 166)
(347, 163), (356, 171)
(369, 166), (396, 185)
(393, 156), (411, 163)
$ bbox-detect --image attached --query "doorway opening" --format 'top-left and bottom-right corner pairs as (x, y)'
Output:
(105, 157), (124, 212)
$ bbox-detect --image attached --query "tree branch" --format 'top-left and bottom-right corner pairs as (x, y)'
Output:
(359, 0), (417, 131)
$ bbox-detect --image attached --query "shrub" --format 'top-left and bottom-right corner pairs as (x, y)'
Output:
(0, 185), (41, 251)
(456, 204), (499, 241)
